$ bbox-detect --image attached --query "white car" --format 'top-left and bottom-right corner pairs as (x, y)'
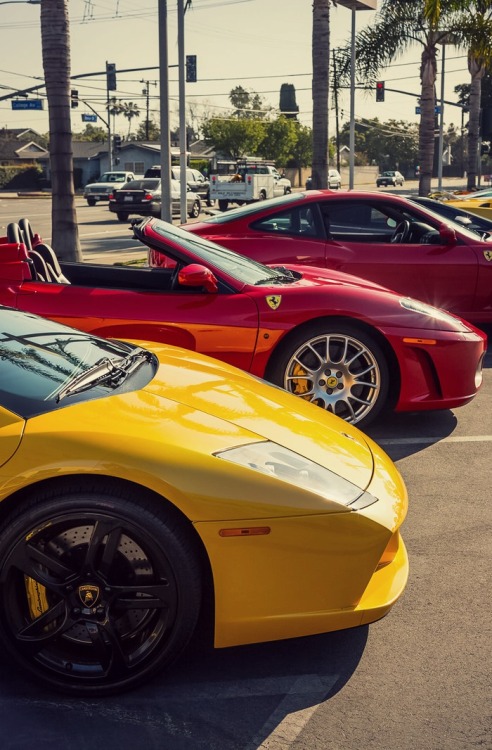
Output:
(305, 169), (342, 190)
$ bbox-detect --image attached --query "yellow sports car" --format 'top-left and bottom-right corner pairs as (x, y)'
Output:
(0, 307), (409, 695)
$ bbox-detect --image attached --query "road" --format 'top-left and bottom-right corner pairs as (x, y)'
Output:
(0, 195), (491, 750)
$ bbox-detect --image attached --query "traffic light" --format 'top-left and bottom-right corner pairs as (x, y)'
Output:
(113, 134), (122, 151)
(186, 55), (197, 83)
(106, 62), (117, 91)
(70, 89), (78, 108)
(376, 81), (385, 102)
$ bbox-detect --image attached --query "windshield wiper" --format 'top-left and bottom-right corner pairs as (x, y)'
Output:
(56, 348), (153, 402)
(254, 270), (298, 285)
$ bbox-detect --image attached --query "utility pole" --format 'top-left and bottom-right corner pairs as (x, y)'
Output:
(141, 80), (156, 140)
(141, 80), (150, 139)
(178, 0), (187, 223)
(158, 0), (172, 222)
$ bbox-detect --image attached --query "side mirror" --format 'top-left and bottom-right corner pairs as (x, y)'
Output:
(178, 263), (218, 293)
(439, 223), (457, 245)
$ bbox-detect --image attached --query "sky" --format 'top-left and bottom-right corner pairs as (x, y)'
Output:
(0, 0), (471, 139)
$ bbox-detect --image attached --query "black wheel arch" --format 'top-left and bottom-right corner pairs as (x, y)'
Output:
(263, 315), (401, 411)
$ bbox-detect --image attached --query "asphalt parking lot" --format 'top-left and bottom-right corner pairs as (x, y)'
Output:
(0, 196), (490, 750)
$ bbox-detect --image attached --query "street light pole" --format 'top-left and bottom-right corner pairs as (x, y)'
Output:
(178, 0), (187, 224)
(437, 44), (445, 191)
(158, 0), (172, 222)
(337, 0), (376, 191)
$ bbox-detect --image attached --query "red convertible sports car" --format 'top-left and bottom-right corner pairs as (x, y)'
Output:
(185, 190), (492, 324)
(0, 217), (486, 428)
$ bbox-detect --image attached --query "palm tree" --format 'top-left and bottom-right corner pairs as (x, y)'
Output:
(444, 0), (492, 189)
(40, 0), (81, 262)
(311, 0), (330, 189)
(338, 0), (462, 196)
(122, 101), (141, 139)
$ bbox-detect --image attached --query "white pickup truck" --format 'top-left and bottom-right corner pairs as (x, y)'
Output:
(83, 171), (138, 206)
(209, 162), (291, 211)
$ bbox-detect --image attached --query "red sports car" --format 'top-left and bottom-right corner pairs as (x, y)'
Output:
(0, 217), (486, 427)
(185, 190), (492, 324)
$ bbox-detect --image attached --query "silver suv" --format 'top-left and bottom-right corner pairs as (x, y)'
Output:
(376, 170), (405, 187)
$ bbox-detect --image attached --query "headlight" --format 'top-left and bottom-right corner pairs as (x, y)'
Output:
(400, 297), (470, 329)
(215, 441), (378, 511)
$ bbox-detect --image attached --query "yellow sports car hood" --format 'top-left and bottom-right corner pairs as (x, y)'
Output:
(142, 344), (375, 489)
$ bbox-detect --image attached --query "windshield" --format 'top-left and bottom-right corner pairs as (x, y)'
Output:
(98, 173), (127, 183)
(149, 220), (282, 285)
(408, 200), (491, 242)
(0, 309), (157, 418)
(125, 179), (160, 190)
(200, 191), (303, 225)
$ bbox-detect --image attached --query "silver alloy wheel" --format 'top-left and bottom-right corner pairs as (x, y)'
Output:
(283, 332), (382, 424)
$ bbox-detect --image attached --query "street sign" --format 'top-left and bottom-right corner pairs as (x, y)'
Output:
(82, 114), (97, 122)
(415, 105), (441, 115)
(11, 99), (43, 110)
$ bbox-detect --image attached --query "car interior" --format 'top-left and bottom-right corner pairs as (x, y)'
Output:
(5, 219), (212, 293)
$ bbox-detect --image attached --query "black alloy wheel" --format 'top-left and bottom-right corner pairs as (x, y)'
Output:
(0, 486), (202, 695)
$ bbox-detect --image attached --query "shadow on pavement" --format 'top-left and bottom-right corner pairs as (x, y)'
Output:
(0, 626), (369, 750)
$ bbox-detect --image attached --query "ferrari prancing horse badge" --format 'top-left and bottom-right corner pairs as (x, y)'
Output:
(484, 250), (492, 261)
(266, 295), (282, 310)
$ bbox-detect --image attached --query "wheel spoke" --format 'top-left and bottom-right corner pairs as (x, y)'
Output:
(85, 620), (128, 676)
(4, 543), (73, 590)
(83, 519), (121, 572)
(112, 582), (173, 611)
(17, 599), (67, 641)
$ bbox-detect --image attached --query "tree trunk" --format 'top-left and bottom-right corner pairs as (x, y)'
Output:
(466, 55), (484, 191)
(311, 0), (330, 190)
(418, 40), (438, 196)
(41, 0), (81, 262)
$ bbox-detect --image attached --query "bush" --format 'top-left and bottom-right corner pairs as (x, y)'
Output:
(0, 165), (44, 190)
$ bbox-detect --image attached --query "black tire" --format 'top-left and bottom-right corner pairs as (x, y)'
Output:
(284, 187), (292, 195)
(267, 322), (389, 428)
(218, 199), (228, 211)
(258, 190), (267, 201)
(87, 199), (96, 207)
(189, 200), (201, 219)
(0, 485), (202, 695)
(116, 213), (129, 222)
(206, 192), (215, 207)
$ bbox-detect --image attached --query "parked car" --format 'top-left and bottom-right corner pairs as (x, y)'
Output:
(376, 171), (405, 187)
(145, 165), (214, 206)
(306, 169), (342, 190)
(0, 306), (409, 694)
(0, 218), (486, 429)
(109, 178), (202, 221)
(83, 171), (137, 206)
(185, 190), (492, 324)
